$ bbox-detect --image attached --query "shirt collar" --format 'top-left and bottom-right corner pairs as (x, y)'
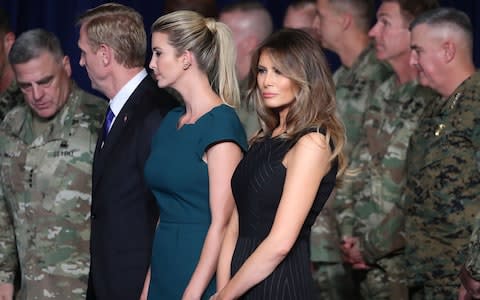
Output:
(109, 69), (147, 115)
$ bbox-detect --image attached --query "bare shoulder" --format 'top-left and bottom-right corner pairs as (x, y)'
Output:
(284, 131), (331, 168)
(295, 131), (328, 150)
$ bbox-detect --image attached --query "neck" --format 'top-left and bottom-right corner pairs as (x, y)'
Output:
(388, 52), (417, 85)
(440, 64), (475, 97)
(272, 108), (289, 136)
(176, 72), (222, 123)
(337, 32), (370, 68)
(105, 66), (143, 99)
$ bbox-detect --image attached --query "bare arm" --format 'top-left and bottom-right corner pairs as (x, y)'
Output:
(216, 206), (239, 290)
(214, 133), (332, 299)
(182, 142), (243, 300)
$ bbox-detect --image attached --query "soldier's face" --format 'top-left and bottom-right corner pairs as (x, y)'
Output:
(314, 0), (343, 51)
(219, 11), (252, 81)
(13, 51), (72, 119)
(368, 2), (411, 63)
(410, 24), (445, 93)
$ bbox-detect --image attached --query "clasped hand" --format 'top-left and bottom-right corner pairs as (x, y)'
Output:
(341, 236), (370, 270)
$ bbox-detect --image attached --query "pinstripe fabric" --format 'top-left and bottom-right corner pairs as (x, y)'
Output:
(230, 129), (338, 299)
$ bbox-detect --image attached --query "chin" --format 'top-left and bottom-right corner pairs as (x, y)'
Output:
(419, 79), (430, 88)
(35, 110), (56, 119)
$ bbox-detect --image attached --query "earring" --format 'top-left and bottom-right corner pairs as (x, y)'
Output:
(183, 62), (191, 70)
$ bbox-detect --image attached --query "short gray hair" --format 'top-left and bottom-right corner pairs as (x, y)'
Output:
(410, 7), (473, 52)
(9, 28), (64, 65)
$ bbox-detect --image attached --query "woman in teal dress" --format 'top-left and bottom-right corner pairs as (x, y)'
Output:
(142, 10), (247, 300)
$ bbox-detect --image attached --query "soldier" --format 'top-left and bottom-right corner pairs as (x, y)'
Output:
(218, 1), (273, 138)
(314, 0), (392, 157)
(337, 0), (439, 299)
(0, 29), (105, 299)
(0, 8), (22, 120)
(404, 7), (480, 299)
(312, 1), (392, 298)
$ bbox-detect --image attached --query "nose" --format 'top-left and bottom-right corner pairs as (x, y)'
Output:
(313, 15), (320, 31)
(31, 83), (44, 100)
(148, 56), (155, 71)
(409, 50), (418, 67)
(368, 22), (379, 38)
(261, 71), (274, 88)
(79, 55), (85, 67)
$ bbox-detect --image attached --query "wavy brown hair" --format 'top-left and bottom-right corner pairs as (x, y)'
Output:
(247, 28), (346, 179)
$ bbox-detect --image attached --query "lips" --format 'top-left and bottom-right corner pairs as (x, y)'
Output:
(34, 103), (50, 110)
(262, 93), (277, 98)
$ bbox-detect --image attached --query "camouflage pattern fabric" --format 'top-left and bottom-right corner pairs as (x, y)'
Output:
(0, 81), (23, 121)
(465, 214), (480, 281)
(405, 71), (480, 298)
(310, 193), (353, 300)
(236, 78), (259, 140)
(337, 73), (437, 299)
(333, 45), (392, 158)
(310, 45), (391, 300)
(326, 45), (392, 244)
(0, 83), (106, 299)
(312, 261), (354, 300)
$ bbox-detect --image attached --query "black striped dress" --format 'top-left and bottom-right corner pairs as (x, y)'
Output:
(230, 128), (338, 299)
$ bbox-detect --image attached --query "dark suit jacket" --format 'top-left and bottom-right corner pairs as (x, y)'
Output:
(87, 75), (178, 300)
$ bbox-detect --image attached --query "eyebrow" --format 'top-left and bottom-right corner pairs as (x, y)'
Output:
(18, 75), (55, 87)
(377, 12), (389, 19)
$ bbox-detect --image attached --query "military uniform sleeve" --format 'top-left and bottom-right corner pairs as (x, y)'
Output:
(360, 205), (405, 264)
(463, 92), (480, 280)
(0, 185), (18, 284)
(334, 174), (355, 238)
(465, 214), (480, 280)
(356, 121), (411, 263)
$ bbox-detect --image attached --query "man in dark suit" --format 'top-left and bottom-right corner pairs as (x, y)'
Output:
(77, 3), (178, 299)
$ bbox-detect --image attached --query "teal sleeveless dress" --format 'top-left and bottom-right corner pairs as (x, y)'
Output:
(144, 104), (247, 299)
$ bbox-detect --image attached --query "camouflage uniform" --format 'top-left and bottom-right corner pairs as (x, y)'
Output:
(405, 71), (480, 299)
(311, 193), (354, 300)
(0, 82), (105, 299)
(310, 45), (391, 300)
(460, 213), (480, 300)
(0, 80), (23, 120)
(337, 73), (436, 299)
(236, 78), (259, 139)
(333, 45), (392, 158)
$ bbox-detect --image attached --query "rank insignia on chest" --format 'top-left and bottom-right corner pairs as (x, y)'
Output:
(450, 92), (462, 109)
(434, 123), (446, 136)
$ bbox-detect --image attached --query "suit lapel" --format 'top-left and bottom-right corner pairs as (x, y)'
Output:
(92, 77), (149, 191)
